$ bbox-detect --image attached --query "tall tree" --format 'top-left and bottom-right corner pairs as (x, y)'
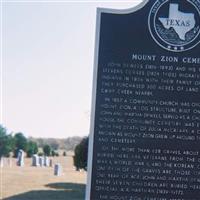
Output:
(73, 137), (88, 170)
(0, 125), (14, 158)
(43, 144), (51, 156)
(27, 141), (38, 157)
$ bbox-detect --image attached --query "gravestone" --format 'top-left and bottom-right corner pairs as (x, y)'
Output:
(39, 156), (44, 167)
(0, 158), (3, 168)
(54, 163), (62, 176)
(17, 149), (24, 166)
(86, 0), (200, 199)
(32, 154), (39, 167)
(44, 156), (49, 167)
(49, 159), (53, 167)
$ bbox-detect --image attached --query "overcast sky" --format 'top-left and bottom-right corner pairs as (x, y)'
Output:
(1, 0), (142, 138)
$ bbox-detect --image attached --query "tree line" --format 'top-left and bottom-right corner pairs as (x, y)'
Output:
(0, 124), (89, 170)
(0, 125), (61, 159)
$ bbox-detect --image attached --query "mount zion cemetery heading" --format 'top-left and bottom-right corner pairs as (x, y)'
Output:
(132, 54), (200, 64)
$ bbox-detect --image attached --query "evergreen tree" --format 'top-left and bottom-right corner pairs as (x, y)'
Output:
(51, 150), (56, 157)
(43, 144), (51, 156)
(27, 141), (38, 157)
(0, 125), (14, 158)
(73, 137), (88, 170)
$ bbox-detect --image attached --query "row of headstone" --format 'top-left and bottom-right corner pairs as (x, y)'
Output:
(32, 155), (62, 176)
(16, 150), (53, 168)
(1, 150), (63, 177)
(32, 154), (62, 176)
(32, 155), (62, 175)
(0, 158), (13, 168)
(9, 149), (63, 176)
(32, 154), (52, 167)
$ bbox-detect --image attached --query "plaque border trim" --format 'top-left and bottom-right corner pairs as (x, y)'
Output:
(85, 1), (149, 199)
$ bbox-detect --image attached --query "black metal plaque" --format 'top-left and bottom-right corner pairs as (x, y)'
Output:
(86, 0), (200, 199)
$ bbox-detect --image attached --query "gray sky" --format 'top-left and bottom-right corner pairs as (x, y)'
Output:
(1, 0), (142, 138)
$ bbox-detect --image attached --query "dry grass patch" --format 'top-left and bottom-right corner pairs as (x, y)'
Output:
(1, 155), (86, 200)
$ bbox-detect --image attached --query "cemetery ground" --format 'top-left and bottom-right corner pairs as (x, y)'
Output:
(1, 152), (86, 200)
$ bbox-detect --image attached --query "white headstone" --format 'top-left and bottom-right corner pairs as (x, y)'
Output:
(32, 154), (39, 166)
(17, 150), (25, 166)
(39, 156), (44, 167)
(54, 163), (62, 176)
(0, 157), (4, 168)
(44, 156), (49, 167)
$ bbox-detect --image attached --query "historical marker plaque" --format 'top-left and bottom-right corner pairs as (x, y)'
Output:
(86, 0), (200, 199)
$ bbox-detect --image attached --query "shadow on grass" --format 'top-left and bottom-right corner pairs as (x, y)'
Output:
(4, 182), (86, 200)
(46, 182), (86, 191)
